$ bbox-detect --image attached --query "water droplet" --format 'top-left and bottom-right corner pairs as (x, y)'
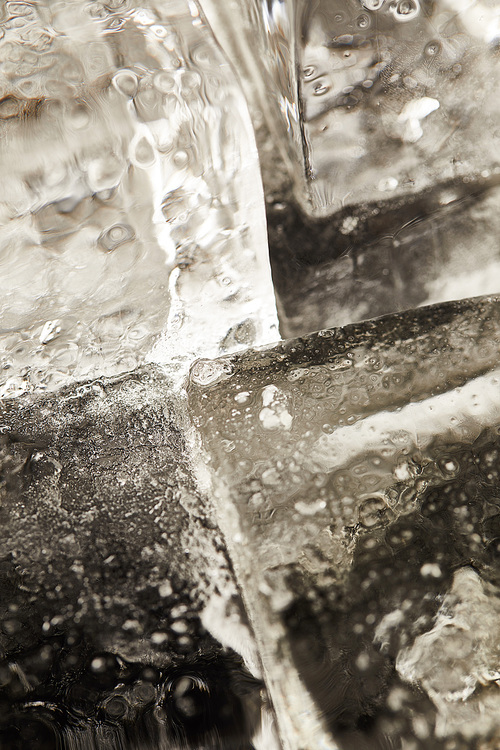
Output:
(356, 13), (371, 28)
(312, 79), (331, 96)
(154, 71), (176, 93)
(104, 695), (128, 718)
(112, 68), (139, 97)
(361, 0), (385, 10)
(425, 40), (441, 57)
(131, 135), (155, 167)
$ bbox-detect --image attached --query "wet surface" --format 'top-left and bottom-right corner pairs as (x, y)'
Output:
(188, 296), (500, 749)
(0, 368), (267, 748)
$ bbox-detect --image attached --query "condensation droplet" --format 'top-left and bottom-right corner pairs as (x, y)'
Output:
(425, 41), (441, 57)
(313, 79), (331, 96)
(361, 0), (385, 10)
(356, 13), (371, 28)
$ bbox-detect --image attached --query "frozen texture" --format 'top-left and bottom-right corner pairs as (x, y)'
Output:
(268, 176), (500, 336)
(203, 0), (500, 217)
(188, 295), (500, 749)
(0, 367), (278, 748)
(0, 0), (278, 400)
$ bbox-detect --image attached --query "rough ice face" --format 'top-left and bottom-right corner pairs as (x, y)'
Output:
(0, 0), (278, 399)
(0, 367), (277, 748)
(188, 295), (500, 750)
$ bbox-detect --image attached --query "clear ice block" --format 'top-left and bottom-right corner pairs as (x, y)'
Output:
(188, 295), (500, 750)
(0, 0), (278, 400)
(202, 0), (500, 331)
(202, 0), (500, 218)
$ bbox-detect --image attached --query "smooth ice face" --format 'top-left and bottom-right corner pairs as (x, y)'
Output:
(188, 295), (500, 750)
(0, 0), (278, 399)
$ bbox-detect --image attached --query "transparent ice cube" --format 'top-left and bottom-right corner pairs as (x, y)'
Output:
(188, 295), (500, 749)
(202, 0), (500, 217)
(0, 0), (278, 400)
(202, 0), (500, 331)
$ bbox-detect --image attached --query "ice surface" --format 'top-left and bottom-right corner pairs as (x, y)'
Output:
(202, 0), (500, 218)
(3, 0), (500, 748)
(0, 0), (278, 400)
(188, 295), (500, 749)
(268, 177), (500, 335)
(0, 367), (279, 748)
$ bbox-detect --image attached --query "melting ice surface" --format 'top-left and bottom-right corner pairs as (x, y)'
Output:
(2, 1), (500, 749)
(0, 0), (278, 399)
(0, 0), (280, 748)
(188, 297), (500, 750)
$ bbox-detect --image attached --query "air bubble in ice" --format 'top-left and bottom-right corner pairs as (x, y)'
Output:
(98, 223), (135, 251)
(190, 359), (232, 386)
(392, 0), (419, 22)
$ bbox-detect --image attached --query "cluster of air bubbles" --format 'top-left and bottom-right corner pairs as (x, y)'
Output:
(190, 359), (233, 387)
(360, 0), (420, 20)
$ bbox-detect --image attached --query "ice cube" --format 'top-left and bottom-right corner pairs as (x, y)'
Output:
(188, 294), (500, 749)
(203, 0), (500, 219)
(0, 367), (278, 748)
(0, 0), (278, 400)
